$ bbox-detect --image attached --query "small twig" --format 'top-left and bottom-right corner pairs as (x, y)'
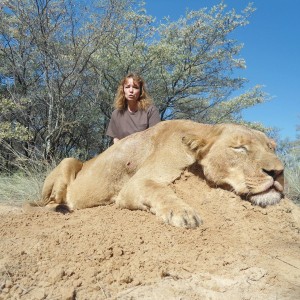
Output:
(97, 279), (111, 299)
(275, 256), (300, 270)
(3, 264), (32, 295)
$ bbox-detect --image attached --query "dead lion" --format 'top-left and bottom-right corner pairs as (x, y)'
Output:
(32, 120), (284, 228)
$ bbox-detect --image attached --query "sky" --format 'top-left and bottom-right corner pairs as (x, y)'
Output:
(145, 0), (300, 141)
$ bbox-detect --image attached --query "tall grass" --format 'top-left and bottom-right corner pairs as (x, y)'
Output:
(0, 173), (44, 206)
(0, 142), (54, 206)
(282, 151), (300, 205)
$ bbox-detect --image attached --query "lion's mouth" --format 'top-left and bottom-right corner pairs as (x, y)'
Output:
(273, 180), (284, 192)
(247, 183), (284, 207)
(244, 177), (284, 207)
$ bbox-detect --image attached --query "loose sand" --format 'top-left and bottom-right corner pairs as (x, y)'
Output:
(0, 171), (299, 299)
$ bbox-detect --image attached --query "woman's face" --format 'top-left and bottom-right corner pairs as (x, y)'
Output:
(123, 78), (141, 102)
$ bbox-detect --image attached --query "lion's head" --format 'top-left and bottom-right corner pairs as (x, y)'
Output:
(183, 123), (284, 207)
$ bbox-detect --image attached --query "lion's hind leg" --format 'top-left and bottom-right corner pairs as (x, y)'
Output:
(116, 178), (202, 228)
(29, 157), (83, 209)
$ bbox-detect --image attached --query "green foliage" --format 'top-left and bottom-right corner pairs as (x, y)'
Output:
(147, 3), (255, 119)
(0, 96), (32, 140)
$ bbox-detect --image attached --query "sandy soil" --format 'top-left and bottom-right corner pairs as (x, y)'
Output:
(0, 172), (299, 300)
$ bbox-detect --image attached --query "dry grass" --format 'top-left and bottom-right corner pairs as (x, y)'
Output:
(283, 157), (300, 205)
(0, 173), (44, 206)
(0, 141), (54, 206)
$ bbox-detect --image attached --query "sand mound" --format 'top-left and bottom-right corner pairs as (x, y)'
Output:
(0, 173), (299, 299)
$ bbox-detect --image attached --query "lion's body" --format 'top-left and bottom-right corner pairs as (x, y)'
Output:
(37, 120), (284, 228)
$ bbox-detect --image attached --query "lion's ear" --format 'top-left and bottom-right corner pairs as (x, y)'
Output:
(182, 125), (224, 159)
(268, 139), (277, 150)
(182, 135), (209, 159)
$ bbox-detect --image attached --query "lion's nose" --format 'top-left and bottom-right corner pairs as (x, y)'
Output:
(261, 155), (284, 180)
(262, 169), (283, 179)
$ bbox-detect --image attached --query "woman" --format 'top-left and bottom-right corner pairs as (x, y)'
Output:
(106, 73), (161, 143)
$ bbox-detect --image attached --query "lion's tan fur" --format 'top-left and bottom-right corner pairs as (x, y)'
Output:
(37, 120), (284, 228)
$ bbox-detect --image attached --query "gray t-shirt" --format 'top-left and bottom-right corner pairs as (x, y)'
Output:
(106, 105), (161, 139)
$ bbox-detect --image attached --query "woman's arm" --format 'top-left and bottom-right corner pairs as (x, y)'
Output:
(148, 105), (161, 127)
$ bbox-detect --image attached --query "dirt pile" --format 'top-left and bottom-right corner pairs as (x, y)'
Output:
(0, 173), (299, 299)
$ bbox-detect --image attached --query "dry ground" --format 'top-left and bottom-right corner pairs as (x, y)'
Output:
(0, 171), (299, 299)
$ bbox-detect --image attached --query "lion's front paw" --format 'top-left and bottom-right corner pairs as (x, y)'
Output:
(158, 206), (202, 228)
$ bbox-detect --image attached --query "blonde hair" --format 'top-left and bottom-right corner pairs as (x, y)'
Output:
(114, 73), (153, 110)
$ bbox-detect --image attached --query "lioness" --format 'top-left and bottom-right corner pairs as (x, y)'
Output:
(35, 120), (284, 228)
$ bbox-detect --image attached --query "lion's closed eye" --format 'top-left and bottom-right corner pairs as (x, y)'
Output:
(231, 146), (248, 153)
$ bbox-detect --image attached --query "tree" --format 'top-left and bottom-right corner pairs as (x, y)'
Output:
(0, 0), (125, 162)
(146, 4), (267, 122)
